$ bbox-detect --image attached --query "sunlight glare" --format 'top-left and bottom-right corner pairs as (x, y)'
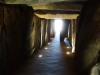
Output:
(54, 19), (63, 35)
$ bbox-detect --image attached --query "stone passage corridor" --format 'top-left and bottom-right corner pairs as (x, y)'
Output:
(13, 36), (76, 75)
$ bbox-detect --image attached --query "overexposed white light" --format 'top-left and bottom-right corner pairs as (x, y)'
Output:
(38, 54), (43, 58)
(54, 19), (63, 35)
(66, 52), (71, 55)
(45, 47), (48, 49)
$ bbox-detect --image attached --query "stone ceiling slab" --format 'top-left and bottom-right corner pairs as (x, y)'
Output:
(33, 2), (82, 11)
(5, 0), (87, 5)
(35, 13), (79, 19)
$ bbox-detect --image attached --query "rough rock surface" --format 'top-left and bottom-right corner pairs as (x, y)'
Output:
(75, 1), (100, 75)
(0, 5), (34, 74)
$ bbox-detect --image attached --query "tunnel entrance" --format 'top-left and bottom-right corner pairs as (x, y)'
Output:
(54, 19), (63, 38)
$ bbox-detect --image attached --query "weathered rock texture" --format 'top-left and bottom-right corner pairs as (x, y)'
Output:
(0, 5), (7, 75)
(45, 20), (49, 43)
(33, 15), (41, 50)
(75, 1), (100, 75)
(0, 5), (54, 74)
(41, 19), (46, 47)
(68, 19), (77, 53)
(50, 20), (55, 38)
(45, 19), (51, 42)
(0, 4), (34, 74)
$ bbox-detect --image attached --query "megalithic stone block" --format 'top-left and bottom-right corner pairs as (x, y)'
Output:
(45, 19), (51, 43)
(33, 15), (41, 50)
(50, 19), (55, 38)
(0, 5), (8, 75)
(75, 1), (100, 75)
(41, 19), (46, 47)
(1, 5), (34, 73)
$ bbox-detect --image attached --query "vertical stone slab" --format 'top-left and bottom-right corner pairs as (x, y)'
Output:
(45, 20), (47, 43)
(72, 19), (77, 53)
(45, 19), (51, 43)
(24, 10), (34, 57)
(47, 19), (51, 42)
(68, 19), (77, 53)
(34, 15), (41, 50)
(0, 6), (3, 62)
(49, 19), (55, 38)
(41, 19), (46, 47)
(0, 4), (34, 74)
(50, 19), (55, 38)
(40, 19), (43, 48)
(4, 6), (23, 69)
(75, 1), (100, 75)
(3, 5), (34, 72)
(33, 16), (37, 50)
(0, 6), (2, 74)
(75, 16), (79, 48)
(0, 5), (7, 75)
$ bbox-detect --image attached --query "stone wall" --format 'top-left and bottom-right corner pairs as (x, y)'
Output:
(0, 5), (8, 75)
(46, 19), (51, 42)
(0, 4), (53, 75)
(75, 1), (100, 75)
(45, 20), (48, 43)
(41, 19), (46, 47)
(33, 17), (53, 51)
(33, 15), (41, 50)
(0, 4), (34, 74)
(50, 19), (55, 38)
(69, 19), (77, 53)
